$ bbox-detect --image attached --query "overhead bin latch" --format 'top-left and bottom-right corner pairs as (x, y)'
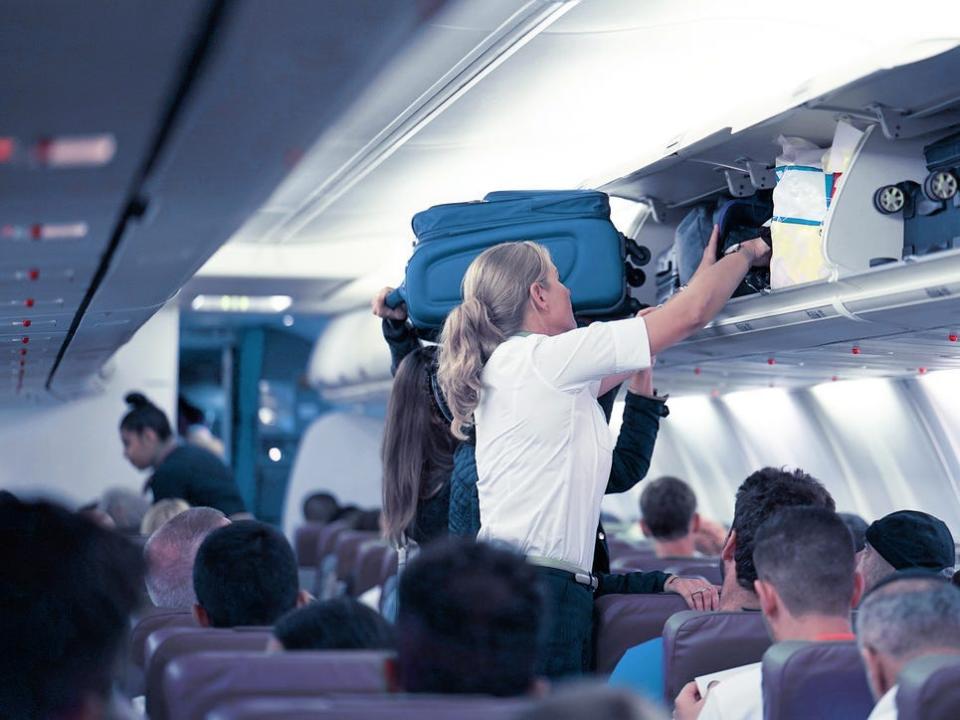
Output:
(870, 103), (960, 140)
(746, 162), (777, 190)
(641, 196), (670, 224)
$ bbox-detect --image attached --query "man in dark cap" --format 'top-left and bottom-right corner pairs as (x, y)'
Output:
(858, 510), (955, 594)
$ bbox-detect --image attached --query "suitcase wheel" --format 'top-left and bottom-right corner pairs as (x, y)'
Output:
(873, 184), (906, 215)
(922, 169), (959, 202)
(624, 237), (651, 267)
(626, 265), (646, 288)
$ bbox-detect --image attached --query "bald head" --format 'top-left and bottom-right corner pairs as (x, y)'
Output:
(144, 507), (229, 608)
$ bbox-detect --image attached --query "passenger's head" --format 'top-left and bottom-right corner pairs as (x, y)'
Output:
(98, 486), (151, 535)
(381, 345), (456, 546)
(856, 573), (960, 699)
(640, 476), (699, 542)
(192, 520), (307, 627)
(396, 538), (545, 696)
(839, 512), (869, 553)
(144, 507), (230, 609)
(726, 467), (834, 593)
(516, 685), (667, 720)
(140, 497), (190, 536)
(272, 597), (395, 651)
(0, 496), (144, 719)
(752, 507), (861, 639)
(302, 492), (339, 523)
(120, 392), (173, 469)
(438, 241), (563, 439)
(858, 510), (955, 593)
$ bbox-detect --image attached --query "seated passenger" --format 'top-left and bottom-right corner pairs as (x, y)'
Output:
(639, 476), (700, 558)
(0, 496), (144, 720)
(858, 510), (955, 593)
(192, 521), (310, 627)
(139, 497), (190, 536)
(303, 491), (340, 523)
(839, 512), (869, 553)
(610, 467), (834, 697)
(144, 507), (230, 609)
(857, 572), (960, 720)
(674, 506), (861, 720)
(271, 596), (394, 651)
(98, 486), (150, 535)
(396, 538), (544, 696)
(120, 391), (247, 516)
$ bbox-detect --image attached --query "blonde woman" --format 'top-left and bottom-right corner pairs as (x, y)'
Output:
(438, 227), (770, 676)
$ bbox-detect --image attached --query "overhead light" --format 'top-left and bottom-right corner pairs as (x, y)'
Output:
(258, 407), (277, 425)
(282, 314), (295, 327)
(190, 294), (293, 313)
(268, 447), (282, 462)
(270, 0), (581, 242)
(35, 134), (116, 167)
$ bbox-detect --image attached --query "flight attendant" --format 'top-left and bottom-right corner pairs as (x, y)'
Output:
(120, 392), (247, 517)
(437, 227), (770, 676)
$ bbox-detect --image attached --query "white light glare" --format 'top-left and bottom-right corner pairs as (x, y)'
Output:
(189, 294), (293, 313)
(282, 314), (295, 327)
(268, 447), (282, 462)
(258, 407), (277, 425)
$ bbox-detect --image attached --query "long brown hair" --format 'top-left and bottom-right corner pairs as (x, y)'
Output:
(438, 241), (552, 439)
(381, 346), (457, 546)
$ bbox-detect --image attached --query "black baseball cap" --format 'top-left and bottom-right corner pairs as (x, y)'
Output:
(865, 510), (955, 571)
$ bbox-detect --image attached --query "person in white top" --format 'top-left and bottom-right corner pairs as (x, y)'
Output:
(437, 227), (770, 676)
(674, 507), (863, 720)
(856, 572), (960, 720)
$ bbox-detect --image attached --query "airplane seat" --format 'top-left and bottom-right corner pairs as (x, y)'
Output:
(295, 522), (328, 568)
(163, 650), (394, 720)
(663, 559), (722, 585)
(593, 593), (688, 673)
(144, 626), (272, 720)
(351, 541), (391, 598)
(607, 538), (650, 560)
(609, 555), (683, 573)
(334, 530), (381, 586)
(662, 610), (770, 703)
(379, 546), (399, 586)
(205, 695), (534, 720)
(761, 641), (874, 720)
(124, 608), (196, 697)
(895, 653), (960, 720)
(312, 520), (354, 597)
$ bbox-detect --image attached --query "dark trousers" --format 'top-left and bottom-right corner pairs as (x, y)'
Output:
(534, 567), (595, 678)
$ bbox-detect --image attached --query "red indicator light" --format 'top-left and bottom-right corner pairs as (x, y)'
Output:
(831, 376), (839, 382)
(950, 334), (959, 343)
(918, 367), (928, 375)
(694, 367), (702, 376)
(21, 337), (29, 345)
(24, 299), (34, 308)
(710, 389), (720, 398)
(0, 137), (14, 163)
(30, 224), (42, 240)
(851, 347), (861, 355)
(19, 349), (27, 356)
(28, 269), (39, 281)
(21, 320), (30, 328)
(767, 358), (776, 365)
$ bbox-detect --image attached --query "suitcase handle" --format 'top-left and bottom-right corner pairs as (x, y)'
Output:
(385, 287), (406, 310)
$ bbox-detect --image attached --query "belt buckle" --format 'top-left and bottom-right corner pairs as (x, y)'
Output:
(574, 571), (598, 591)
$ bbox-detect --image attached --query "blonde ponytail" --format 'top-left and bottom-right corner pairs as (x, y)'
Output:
(438, 241), (552, 440)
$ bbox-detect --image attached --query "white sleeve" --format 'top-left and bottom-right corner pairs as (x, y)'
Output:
(530, 316), (651, 392)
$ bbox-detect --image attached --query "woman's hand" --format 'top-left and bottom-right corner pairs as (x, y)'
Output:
(665, 575), (720, 611)
(371, 286), (407, 321)
(674, 681), (708, 720)
(738, 237), (772, 267)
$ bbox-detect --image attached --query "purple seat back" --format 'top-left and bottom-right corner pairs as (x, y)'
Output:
(144, 626), (272, 720)
(130, 608), (196, 668)
(314, 520), (352, 569)
(593, 593), (687, 673)
(206, 695), (534, 720)
(607, 538), (651, 561)
(662, 611), (770, 703)
(164, 650), (393, 720)
(609, 552), (661, 572)
(761, 641), (874, 720)
(896, 653), (960, 720)
(335, 531), (381, 583)
(294, 523), (328, 567)
(351, 542), (390, 597)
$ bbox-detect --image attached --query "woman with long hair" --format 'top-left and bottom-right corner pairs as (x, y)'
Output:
(437, 227), (770, 676)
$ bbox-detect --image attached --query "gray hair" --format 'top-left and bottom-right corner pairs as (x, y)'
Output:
(857, 579), (960, 660)
(858, 542), (896, 594)
(144, 507), (229, 608)
(99, 487), (150, 534)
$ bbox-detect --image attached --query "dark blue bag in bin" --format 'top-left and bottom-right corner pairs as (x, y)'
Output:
(388, 190), (640, 332)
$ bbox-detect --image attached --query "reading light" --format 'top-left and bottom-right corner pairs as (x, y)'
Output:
(190, 294), (293, 313)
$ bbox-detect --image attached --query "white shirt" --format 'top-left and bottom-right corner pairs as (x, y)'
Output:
(474, 316), (651, 569)
(698, 663), (763, 720)
(866, 686), (898, 720)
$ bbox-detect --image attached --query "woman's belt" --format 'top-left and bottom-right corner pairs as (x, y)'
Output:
(527, 555), (599, 590)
